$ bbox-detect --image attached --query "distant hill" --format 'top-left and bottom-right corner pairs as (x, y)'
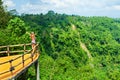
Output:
(19, 11), (120, 80)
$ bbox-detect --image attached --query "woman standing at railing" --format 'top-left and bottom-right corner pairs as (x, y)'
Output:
(30, 32), (36, 49)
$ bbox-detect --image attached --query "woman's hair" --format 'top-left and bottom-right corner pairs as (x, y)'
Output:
(31, 32), (34, 34)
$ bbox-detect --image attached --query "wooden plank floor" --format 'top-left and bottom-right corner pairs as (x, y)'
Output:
(0, 53), (39, 80)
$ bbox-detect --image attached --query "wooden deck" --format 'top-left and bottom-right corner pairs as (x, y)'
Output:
(0, 43), (40, 80)
(0, 53), (39, 80)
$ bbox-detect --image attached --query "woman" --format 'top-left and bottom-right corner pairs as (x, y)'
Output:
(30, 32), (36, 49)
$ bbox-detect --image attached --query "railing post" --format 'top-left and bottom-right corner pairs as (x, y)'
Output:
(31, 45), (36, 61)
(31, 52), (33, 61)
(23, 44), (26, 67)
(9, 59), (14, 75)
(22, 54), (24, 67)
(24, 44), (26, 54)
(7, 46), (10, 56)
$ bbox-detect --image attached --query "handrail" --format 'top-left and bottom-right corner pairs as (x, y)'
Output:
(0, 43), (32, 56)
(0, 43), (31, 49)
(0, 50), (32, 65)
(0, 50), (31, 54)
(0, 43), (39, 78)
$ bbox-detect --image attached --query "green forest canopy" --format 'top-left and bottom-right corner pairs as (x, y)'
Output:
(18, 12), (120, 80)
(1, 0), (120, 79)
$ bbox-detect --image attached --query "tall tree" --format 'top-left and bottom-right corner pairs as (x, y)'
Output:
(7, 17), (26, 37)
(0, 0), (10, 28)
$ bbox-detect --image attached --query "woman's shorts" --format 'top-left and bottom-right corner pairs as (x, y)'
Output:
(32, 40), (36, 44)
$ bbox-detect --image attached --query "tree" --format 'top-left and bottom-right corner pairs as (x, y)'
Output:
(18, 12), (120, 79)
(7, 17), (26, 37)
(0, 0), (10, 28)
(8, 9), (19, 15)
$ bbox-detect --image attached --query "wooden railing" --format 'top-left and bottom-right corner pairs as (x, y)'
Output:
(0, 43), (39, 79)
(0, 43), (32, 56)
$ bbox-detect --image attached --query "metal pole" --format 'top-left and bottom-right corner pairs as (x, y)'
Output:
(35, 60), (40, 80)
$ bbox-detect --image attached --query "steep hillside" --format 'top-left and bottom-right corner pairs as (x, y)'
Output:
(20, 12), (120, 79)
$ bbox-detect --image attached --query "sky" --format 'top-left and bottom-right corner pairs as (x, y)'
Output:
(2, 0), (120, 18)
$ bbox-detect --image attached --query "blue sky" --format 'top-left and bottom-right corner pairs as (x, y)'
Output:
(2, 0), (120, 18)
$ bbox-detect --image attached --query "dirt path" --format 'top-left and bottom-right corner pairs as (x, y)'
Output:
(80, 42), (93, 60)
(71, 24), (94, 67)
(80, 42), (94, 67)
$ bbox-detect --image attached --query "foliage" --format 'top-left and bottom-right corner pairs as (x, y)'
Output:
(20, 12), (120, 80)
(0, 0), (10, 28)
(0, 17), (30, 46)
(7, 17), (26, 37)
(1, 9), (120, 79)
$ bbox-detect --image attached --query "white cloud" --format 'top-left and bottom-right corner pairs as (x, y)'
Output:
(16, 0), (120, 17)
(112, 5), (120, 10)
(20, 0), (105, 14)
(3, 0), (15, 8)
(20, 2), (48, 14)
(41, 0), (66, 7)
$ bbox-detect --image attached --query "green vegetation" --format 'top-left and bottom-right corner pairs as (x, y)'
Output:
(0, 0), (29, 45)
(19, 13), (120, 80)
(0, 0), (10, 28)
(1, 1), (120, 79)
